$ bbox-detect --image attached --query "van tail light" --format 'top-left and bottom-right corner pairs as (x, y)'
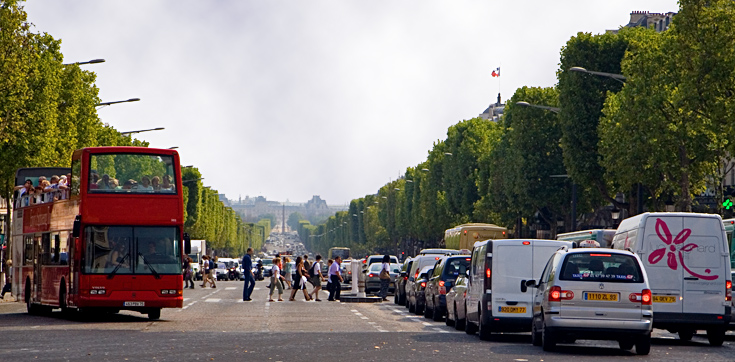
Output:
(629, 289), (652, 305)
(415, 271), (420, 279)
(726, 280), (732, 302)
(486, 268), (491, 278)
(549, 286), (573, 302)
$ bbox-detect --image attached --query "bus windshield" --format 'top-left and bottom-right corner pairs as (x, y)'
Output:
(83, 226), (181, 275)
(88, 153), (177, 193)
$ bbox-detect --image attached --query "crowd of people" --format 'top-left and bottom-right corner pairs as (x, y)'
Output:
(239, 248), (345, 302)
(14, 174), (71, 206)
(89, 173), (175, 192)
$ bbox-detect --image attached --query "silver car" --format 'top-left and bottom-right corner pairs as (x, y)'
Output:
(527, 248), (653, 355)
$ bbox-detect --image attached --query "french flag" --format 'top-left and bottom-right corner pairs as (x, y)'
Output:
(491, 67), (500, 77)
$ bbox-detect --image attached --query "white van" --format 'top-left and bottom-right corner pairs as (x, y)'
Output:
(464, 239), (574, 340)
(611, 212), (733, 345)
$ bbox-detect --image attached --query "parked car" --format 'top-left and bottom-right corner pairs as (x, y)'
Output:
(394, 258), (414, 305)
(445, 265), (469, 330)
(424, 255), (472, 321)
(341, 260), (353, 283)
(364, 263), (401, 295)
(408, 266), (434, 315)
(611, 212), (732, 345)
(405, 255), (445, 310)
(527, 247), (653, 355)
(464, 239), (573, 340)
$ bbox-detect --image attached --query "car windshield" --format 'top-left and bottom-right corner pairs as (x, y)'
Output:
(560, 252), (643, 283)
(443, 257), (471, 278)
(88, 153), (177, 194)
(262, 260), (273, 266)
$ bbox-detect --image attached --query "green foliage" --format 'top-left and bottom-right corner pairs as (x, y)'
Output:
(287, 212), (303, 231)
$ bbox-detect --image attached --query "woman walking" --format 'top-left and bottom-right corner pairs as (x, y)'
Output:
(308, 255), (326, 301)
(289, 256), (312, 301)
(378, 254), (391, 301)
(183, 257), (194, 289)
(283, 256), (293, 289)
(268, 257), (285, 302)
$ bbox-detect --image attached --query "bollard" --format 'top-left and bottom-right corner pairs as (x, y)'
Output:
(352, 261), (365, 297)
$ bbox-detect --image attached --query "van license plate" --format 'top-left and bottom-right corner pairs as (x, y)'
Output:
(653, 295), (676, 303)
(499, 306), (526, 313)
(583, 292), (618, 301)
(124, 301), (145, 307)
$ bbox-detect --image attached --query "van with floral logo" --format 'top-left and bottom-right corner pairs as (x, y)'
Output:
(611, 212), (732, 345)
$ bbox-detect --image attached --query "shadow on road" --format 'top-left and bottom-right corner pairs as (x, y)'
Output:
(0, 309), (159, 326)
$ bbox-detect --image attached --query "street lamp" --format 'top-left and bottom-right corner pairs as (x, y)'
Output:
(119, 127), (165, 135)
(569, 66), (626, 83)
(95, 98), (141, 107)
(64, 58), (105, 66)
(444, 152), (453, 156)
(421, 168), (429, 172)
(515, 101), (560, 113)
(405, 179), (413, 183)
(168, 146), (178, 149)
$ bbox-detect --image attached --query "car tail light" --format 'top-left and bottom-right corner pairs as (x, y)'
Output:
(642, 289), (651, 305)
(404, 276), (408, 280)
(726, 280), (732, 302)
(368, 273), (374, 278)
(438, 280), (445, 287)
(420, 281), (426, 288)
(629, 289), (652, 305)
(549, 286), (573, 302)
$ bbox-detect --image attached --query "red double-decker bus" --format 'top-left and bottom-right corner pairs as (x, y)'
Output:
(11, 147), (189, 320)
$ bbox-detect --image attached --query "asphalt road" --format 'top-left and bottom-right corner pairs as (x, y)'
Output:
(0, 281), (733, 361)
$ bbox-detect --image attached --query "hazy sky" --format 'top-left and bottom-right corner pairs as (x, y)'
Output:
(24, 0), (678, 205)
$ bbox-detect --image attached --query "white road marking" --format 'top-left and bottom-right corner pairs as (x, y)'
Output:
(360, 317), (369, 320)
(225, 287), (237, 290)
(205, 298), (221, 303)
(350, 309), (358, 312)
(422, 322), (433, 326)
(183, 298), (190, 302)
(179, 300), (198, 311)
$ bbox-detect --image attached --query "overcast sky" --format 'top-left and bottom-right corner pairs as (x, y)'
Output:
(25, 0), (678, 205)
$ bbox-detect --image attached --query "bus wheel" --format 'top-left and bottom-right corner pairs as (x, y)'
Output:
(148, 308), (161, 320)
(26, 280), (38, 315)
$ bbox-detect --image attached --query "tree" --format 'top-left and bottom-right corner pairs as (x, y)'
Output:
(287, 212), (303, 231)
(558, 31), (628, 210)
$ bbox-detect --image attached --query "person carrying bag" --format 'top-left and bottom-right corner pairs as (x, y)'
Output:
(378, 255), (391, 301)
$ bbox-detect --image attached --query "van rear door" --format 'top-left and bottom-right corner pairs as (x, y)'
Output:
(641, 215), (684, 314)
(492, 242), (533, 318)
(680, 216), (727, 315)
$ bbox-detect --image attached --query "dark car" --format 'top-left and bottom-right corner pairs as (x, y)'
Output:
(424, 255), (472, 321)
(394, 258), (414, 305)
(404, 254), (446, 309)
(445, 265), (469, 330)
(408, 266), (433, 315)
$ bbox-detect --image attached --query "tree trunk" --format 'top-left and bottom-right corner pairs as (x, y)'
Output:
(679, 145), (692, 212)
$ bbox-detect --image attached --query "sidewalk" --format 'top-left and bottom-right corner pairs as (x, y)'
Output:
(0, 293), (17, 303)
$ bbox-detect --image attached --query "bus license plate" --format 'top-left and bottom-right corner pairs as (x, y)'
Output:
(499, 306), (526, 313)
(124, 301), (145, 307)
(653, 295), (676, 303)
(583, 292), (618, 301)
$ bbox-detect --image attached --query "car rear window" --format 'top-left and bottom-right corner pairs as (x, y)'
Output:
(560, 252), (643, 283)
(442, 257), (471, 278)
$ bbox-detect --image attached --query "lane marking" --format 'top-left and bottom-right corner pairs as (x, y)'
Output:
(225, 287), (237, 290)
(179, 300), (198, 311)
(205, 298), (221, 303)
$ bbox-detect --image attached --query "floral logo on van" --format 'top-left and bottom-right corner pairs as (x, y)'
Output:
(647, 218), (718, 280)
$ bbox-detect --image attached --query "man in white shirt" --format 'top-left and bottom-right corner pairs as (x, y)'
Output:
(327, 256), (343, 301)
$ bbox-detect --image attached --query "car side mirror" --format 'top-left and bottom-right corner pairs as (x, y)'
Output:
(72, 215), (81, 238)
(524, 279), (537, 289)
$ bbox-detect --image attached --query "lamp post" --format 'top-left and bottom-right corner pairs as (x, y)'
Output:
(569, 66), (626, 83)
(119, 127), (165, 135)
(515, 101), (560, 113)
(64, 58), (105, 66)
(95, 98), (140, 107)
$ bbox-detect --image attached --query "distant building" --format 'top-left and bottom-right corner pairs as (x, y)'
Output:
(479, 93), (505, 122)
(230, 195), (346, 226)
(608, 11), (676, 34)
